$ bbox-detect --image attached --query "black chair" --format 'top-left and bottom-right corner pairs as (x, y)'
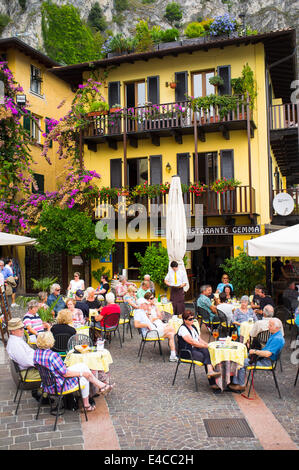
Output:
(245, 349), (283, 399)
(193, 301), (202, 324)
(172, 334), (204, 392)
(275, 305), (296, 345)
(9, 360), (41, 415)
(198, 306), (221, 341)
(52, 334), (72, 359)
(118, 302), (133, 342)
(35, 364), (88, 431)
(137, 328), (165, 363)
(92, 312), (122, 348)
(67, 333), (93, 352)
(217, 309), (234, 337)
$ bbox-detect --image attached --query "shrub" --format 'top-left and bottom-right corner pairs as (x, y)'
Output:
(184, 22), (205, 38)
(0, 14), (10, 36)
(160, 28), (180, 42)
(209, 14), (237, 36)
(114, 0), (129, 12)
(164, 2), (183, 26)
(88, 2), (107, 32)
(134, 20), (154, 52)
(135, 244), (170, 289)
(150, 25), (163, 44)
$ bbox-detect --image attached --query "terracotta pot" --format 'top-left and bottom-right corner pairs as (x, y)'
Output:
(87, 110), (108, 117)
(169, 82), (177, 89)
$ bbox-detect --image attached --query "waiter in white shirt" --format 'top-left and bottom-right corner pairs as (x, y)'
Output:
(164, 261), (187, 315)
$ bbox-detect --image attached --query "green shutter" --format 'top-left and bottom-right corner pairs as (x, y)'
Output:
(23, 114), (31, 134)
(45, 117), (53, 148)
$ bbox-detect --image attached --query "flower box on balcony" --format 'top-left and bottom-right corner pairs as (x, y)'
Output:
(87, 110), (108, 117)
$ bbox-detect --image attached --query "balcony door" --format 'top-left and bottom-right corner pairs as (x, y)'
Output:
(125, 81), (146, 131)
(127, 157), (148, 188)
(192, 70), (215, 119)
(194, 151), (218, 185)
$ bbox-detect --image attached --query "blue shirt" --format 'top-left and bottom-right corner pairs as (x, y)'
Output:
(262, 330), (285, 361)
(47, 293), (65, 316)
(2, 266), (12, 280)
(216, 282), (233, 293)
(197, 294), (215, 321)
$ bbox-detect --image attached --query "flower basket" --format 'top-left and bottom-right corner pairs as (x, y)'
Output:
(210, 177), (241, 193)
(87, 110), (108, 117)
(169, 82), (177, 89)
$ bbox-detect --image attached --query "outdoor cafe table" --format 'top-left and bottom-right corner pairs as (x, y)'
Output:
(156, 302), (173, 316)
(64, 348), (113, 373)
(75, 325), (90, 337)
(208, 341), (248, 391)
(239, 321), (255, 344)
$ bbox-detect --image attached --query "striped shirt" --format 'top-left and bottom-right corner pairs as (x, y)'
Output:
(33, 348), (78, 395)
(23, 312), (44, 333)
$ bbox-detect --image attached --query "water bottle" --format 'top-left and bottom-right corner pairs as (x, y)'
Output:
(96, 338), (101, 351)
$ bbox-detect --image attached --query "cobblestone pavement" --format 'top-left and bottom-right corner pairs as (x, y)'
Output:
(1, 304), (298, 450)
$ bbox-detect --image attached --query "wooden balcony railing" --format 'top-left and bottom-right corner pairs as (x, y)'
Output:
(84, 96), (251, 139)
(272, 188), (299, 216)
(269, 103), (299, 131)
(94, 186), (255, 219)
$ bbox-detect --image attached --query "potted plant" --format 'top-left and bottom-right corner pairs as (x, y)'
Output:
(87, 101), (109, 117)
(210, 177), (241, 194)
(209, 75), (224, 87)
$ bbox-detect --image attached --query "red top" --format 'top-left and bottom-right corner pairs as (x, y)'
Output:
(100, 304), (121, 327)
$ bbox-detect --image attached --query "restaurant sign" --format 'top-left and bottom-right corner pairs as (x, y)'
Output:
(187, 225), (261, 236)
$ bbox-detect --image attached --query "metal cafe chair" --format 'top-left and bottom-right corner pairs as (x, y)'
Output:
(51, 333), (72, 359)
(245, 350), (283, 399)
(198, 306), (221, 341)
(67, 333), (93, 352)
(172, 334), (204, 392)
(118, 302), (133, 342)
(91, 312), (122, 348)
(137, 328), (165, 363)
(9, 360), (41, 415)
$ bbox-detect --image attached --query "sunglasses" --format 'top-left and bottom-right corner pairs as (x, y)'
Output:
(187, 317), (194, 321)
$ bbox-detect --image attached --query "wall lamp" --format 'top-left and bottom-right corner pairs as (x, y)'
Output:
(166, 162), (172, 172)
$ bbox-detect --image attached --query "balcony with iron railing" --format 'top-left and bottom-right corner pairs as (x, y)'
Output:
(94, 185), (256, 220)
(269, 102), (299, 132)
(83, 95), (256, 146)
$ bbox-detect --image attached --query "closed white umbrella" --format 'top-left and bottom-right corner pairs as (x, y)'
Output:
(248, 224), (299, 257)
(166, 175), (189, 292)
(0, 232), (36, 246)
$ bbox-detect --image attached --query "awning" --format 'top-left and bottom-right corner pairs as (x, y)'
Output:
(0, 232), (36, 246)
(247, 224), (299, 257)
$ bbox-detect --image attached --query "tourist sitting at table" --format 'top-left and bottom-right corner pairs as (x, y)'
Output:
(250, 305), (284, 349)
(177, 310), (221, 389)
(228, 318), (285, 392)
(217, 292), (234, 323)
(232, 296), (257, 336)
(123, 285), (138, 310)
(223, 285), (233, 302)
(136, 280), (151, 299)
(282, 280), (299, 311)
(250, 284), (264, 311)
(216, 274), (233, 294)
(197, 285), (220, 322)
(133, 298), (178, 362)
(65, 298), (85, 327)
(74, 290), (89, 320)
(95, 275), (110, 299)
(67, 272), (85, 298)
(23, 300), (51, 343)
(47, 283), (66, 317)
(115, 275), (136, 300)
(50, 309), (76, 351)
(84, 287), (102, 314)
(144, 274), (155, 294)
(143, 291), (161, 321)
(93, 292), (121, 329)
(34, 331), (113, 412)
(38, 291), (50, 311)
(254, 287), (275, 319)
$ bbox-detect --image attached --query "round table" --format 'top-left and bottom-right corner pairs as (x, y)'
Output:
(208, 341), (248, 390)
(75, 325), (90, 337)
(239, 321), (255, 344)
(157, 302), (173, 315)
(64, 349), (113, 373)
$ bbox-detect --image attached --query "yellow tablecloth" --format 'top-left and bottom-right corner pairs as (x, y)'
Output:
(168, 317), (200, 334)
(64, 349), (113, 372)
(208, 341), (247, 368)
(75, 325), (90, 337)
(239, 321), (255, 344)
(157, 302), (173, 315)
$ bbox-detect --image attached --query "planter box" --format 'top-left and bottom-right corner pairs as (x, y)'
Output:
(181, 37), (206, 46)
(107, 51), (129, 58)
(87, 111), (108, 117)
(158, 41), (182, 50)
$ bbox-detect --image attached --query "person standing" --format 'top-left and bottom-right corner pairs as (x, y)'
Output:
(164, 261), (187, 315)
(67, 272), (85, 298)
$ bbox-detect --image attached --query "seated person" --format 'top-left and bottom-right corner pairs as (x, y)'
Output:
(95, 275), (110, 299)
(144, 274), (155, 294)
(50, 309), (76, 351)
(38, 291), (48, 310)
(74, 289), (89, 320)
(217, 292), (234, 323)
(284, 260), (295, 274)
(223, 285), (233, 302)
(47, 283), (66, 317)
(23, 300), (51, 343)
(123, 286), (138, 310)
(115, 275), (136, 300)
(65, 298), (85, 327)
(93, 292), (121, 328)
(197, 285), (220, 322)
(228, 318), (285, 392)
(216, 274), (233, 294)
(144, 291), (161, 321)
(136, 280), (151, 299)
(250, 284), (264, 310)
(250, 305), (284, 349)
(133, 298), (178, 362)
(282, 280), (299, 311)
(295, 306), (299, 328)
(6, 317), (41, 383)
(34, 331), (114, 412)
(254, 287), (275, 318)
(177, 311), (221, 389)
(84, 287), (102, 314)
(232, 296), (257, 335)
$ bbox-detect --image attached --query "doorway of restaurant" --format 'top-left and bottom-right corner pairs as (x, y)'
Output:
(192, 236), (233, 295)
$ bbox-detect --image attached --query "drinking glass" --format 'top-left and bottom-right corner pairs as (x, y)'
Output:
(212, 329), (219, 341)
(231, 332), (238, 341)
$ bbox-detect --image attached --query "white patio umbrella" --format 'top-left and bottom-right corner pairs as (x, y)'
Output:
(166, 175), (189, 292)
(0, 232), (36, 246)
(247, 224), (299, 257)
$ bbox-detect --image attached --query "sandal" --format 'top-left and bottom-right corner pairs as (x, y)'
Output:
(81, 404), (95, 413)
(99, 383), (115, 396)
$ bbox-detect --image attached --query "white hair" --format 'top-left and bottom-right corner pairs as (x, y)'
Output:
(50, 283), (60, 294)
(144, 274), (151, 280)
(105, 292), (115, 304)
(263, 305), (274, 318)
(269, 317), (282, 330)
(85, 287), (95, 298)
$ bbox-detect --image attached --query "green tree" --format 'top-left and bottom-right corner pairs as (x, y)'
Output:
(164, 2), (183, 27)
(135, 244), (170, 289)
(88, 2), (107, 32)
(220, 247), (266, 297)
(41, 1), (101, 65)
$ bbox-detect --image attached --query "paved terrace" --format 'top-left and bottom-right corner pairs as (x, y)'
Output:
(0, 305), (298, 451)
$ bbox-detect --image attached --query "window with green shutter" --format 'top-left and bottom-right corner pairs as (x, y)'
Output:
(45, 117), (53, 148)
